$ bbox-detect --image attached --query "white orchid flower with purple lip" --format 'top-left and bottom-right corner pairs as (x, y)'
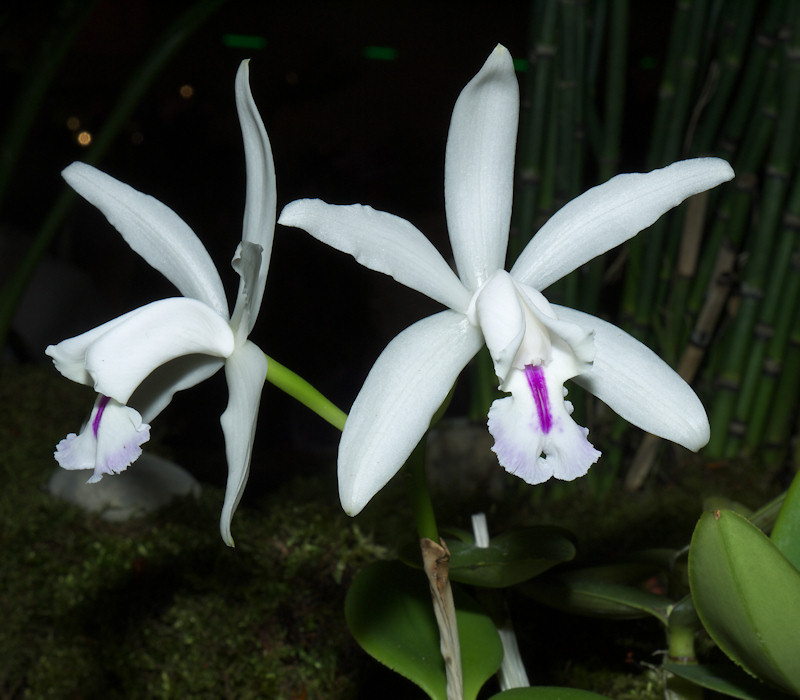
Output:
(279, 45), (734, 516)
(46, 60), (274, 545)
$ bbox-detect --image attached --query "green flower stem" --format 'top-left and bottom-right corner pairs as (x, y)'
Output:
(264, 355), (346, 432)
(265, 354), (439, 541)
(409, 439), (439, 543)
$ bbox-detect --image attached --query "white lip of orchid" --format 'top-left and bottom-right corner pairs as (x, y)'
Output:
(277, 44), (735, 515)
(47, 59), (275, 547)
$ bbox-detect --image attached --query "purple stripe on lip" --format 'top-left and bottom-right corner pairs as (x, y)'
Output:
(524, 364), (552, 433)
(92, 395), (111, 437)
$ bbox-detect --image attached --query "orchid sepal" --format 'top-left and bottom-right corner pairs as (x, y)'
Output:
(338, 310), (483, 515)
(220, 340), (269, 547)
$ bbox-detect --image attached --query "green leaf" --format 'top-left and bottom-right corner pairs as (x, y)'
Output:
(689, 509), (800, 694)
(345, 560), (503, 700)
(664, 662), (795, 699)
(487, 686), (610, 699)
(399, 526), (576, 588)
(771, 468), (800, 569)
(447, 526), (576, 588)
(519, 569), (671, 624)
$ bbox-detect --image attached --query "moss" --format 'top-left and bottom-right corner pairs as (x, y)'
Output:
(0, 364), (381, 699)
(0, 364), (784, 698)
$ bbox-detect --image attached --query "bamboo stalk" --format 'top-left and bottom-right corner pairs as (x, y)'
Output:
(622, 0), (705, 339)
(631, 0), (712, 343)
(690, 0), (758, 153)
(625, 240), (735, 490)
(706, 4), (800, 457)
(761, 310), (800, 466)
(554, 0), (588, 312)
(746, 240), (800, 452)
(509, 0), (558, 263)
(581, 0), (628, 318)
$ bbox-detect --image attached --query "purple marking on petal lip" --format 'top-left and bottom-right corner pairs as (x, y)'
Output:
(92, 395), (111, 437)
(524, 364), (552, 433)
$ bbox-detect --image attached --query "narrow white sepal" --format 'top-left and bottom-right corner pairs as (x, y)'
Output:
(338, 310), (484, 515)
(445, 44), (519, 289)
(132, 355), (225, 424)
(279, 199), (472, 313)
(554, 305), (710, 450)
(510, 158), (735, 291)
(234, 60), (276, 330)
(61, 162), (229, 316)
(219, 340), (268, 547)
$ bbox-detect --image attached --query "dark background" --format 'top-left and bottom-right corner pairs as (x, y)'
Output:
(0, 0), (672, 492)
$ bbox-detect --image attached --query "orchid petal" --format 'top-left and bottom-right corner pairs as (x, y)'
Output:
(280, 200), (471, 313)
(49, 298), (235, 405)
(47, 311), (136, 387)
(445, 44), (519, 290)
(338, 310), (483, 515)
(510, 158), (735, 290)
(55, 395), (150, 483)
(132, 355), (225, 423)
(62, 163), (229, 316)
(488, 365), (600, 484)
(233, 60), (276, 330)
(219, 340), (268, 547)
(554, 305), (710, 450)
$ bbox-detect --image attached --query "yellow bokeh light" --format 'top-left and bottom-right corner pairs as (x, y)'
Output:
(66, 116), (80, 131)
(76, 131), (92, 146)
(179, 84), (194, 99)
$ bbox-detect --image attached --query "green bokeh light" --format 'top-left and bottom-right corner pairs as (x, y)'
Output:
(363, 46), (398, 61)
(222, 34), (267, 50)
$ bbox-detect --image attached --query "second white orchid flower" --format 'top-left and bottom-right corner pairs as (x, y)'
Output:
(47, 60), (275, 546)
(279, 45), (735, 516)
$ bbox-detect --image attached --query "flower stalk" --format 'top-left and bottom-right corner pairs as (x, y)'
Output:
(264, 355), (347, 432)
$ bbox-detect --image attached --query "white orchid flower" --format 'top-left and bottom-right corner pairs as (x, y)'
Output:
(46, 60), (275, 546)
(279, 45), (734, 516)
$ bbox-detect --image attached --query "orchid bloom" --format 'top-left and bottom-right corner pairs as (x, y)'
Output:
(46, 60), (275, 546)
(279, 45), (734, 516)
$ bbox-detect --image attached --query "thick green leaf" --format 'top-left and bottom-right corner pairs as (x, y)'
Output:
(771, 469), (800, 569)
(689, 509), (800, 694)
(447, 526), (576, 588)
(399, 526), (576, 588)
(345, 560), (503, 700)
(487, 686), (610, 699)
(519, 571), (670, 624)
(664, 662), (795, 699)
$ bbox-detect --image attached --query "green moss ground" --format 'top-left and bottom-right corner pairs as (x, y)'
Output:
(0, 364), (784, 699)
(0, 364), (387, 699)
